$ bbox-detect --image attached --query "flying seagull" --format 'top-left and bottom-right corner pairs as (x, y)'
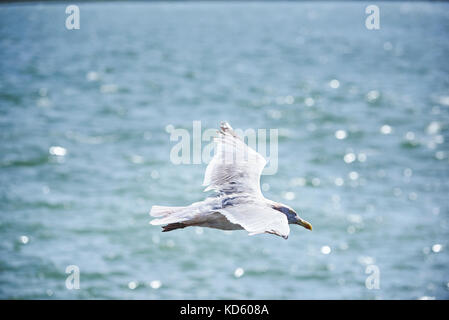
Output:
(150, 122), (312, 239)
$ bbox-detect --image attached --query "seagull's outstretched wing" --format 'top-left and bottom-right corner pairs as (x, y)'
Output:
(219, 203), (290, 239)
(203, 122), (267, 195)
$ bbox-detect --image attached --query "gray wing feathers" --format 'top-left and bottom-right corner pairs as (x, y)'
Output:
(218, 203), (290, 239)
(150, 205), (187, 217)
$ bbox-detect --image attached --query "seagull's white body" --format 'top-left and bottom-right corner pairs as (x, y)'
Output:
(150, 122), (312, 239)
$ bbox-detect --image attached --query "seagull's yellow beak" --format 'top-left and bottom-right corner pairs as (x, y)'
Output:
(296, 218), (313, 231)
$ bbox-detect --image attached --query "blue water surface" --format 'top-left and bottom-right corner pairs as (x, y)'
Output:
(0, 2), (448, 299)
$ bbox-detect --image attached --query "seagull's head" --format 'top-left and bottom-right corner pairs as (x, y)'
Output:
(272, 203), (312, 231)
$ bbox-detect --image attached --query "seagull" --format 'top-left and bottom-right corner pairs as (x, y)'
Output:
(150, 122), (312, 239)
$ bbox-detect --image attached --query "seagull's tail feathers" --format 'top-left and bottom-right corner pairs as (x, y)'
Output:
(149, 205), (194, 226)
(150, 199), (216, 230)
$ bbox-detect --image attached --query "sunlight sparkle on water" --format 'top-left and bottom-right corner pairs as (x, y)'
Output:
(435, 151), (445, 160)
(234, 268), (245, 278)
(380, 125), (392, 135)
(335, 130), (347, 140)
(20, 236), (29, 244)
(49, 146), (67, 156)
(291, 177), (306, 187)
(321, 246), (331, 255)
(344, 153), (356, 163)
(128, 281), (138, 290)
(284, 192), (295, 201)
(329, 79), (340, 89)
(335, 177), (344, 186)
(366, 90), (380, 102)
(86, 71), (99, 82)
(304, 97), (315, 107)
(405, 131), (415, 140)
(150, 280), (162, 289)
(432, 244), (443, 253)
(349, 171), (359, 180)
(427, 121), (441, 135)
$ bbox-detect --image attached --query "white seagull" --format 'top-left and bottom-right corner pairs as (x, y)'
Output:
(150, 122), (312, 239)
